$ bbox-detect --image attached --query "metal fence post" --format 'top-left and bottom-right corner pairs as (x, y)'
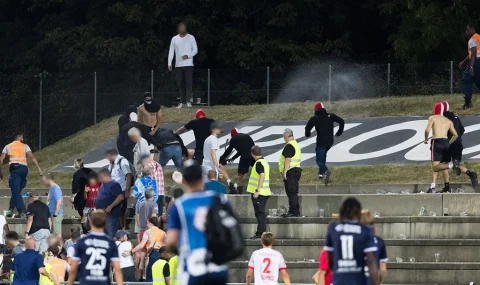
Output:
(328, 65), (332, 102)
(151, 70), (154, 97)
(450, 61), (453, 94)
(207, 68), (211, 106)
(266, 66), (270, 104)
(387, 63), (391, 96)
(38, 76), (43, 150)
(94, 72), (97, 125)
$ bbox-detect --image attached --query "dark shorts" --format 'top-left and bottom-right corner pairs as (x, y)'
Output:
(449, 142), (464, 162)
(431, 138), (450, 162)
(120, 199), (128, 216)
(238, 156), (255, 175)
(121, 266), (135, 282)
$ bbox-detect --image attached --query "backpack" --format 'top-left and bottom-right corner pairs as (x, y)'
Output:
(205, 195), (244, 265)
(118, 157), (136, 177)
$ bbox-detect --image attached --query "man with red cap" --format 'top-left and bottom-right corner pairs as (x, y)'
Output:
(219, 128), (255, 194)
(175, 109), (214, 163)
(305, 102), (344, 184)
(424, 103), (460, 193)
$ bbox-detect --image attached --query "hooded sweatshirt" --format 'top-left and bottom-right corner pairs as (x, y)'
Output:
(443, 111), (465, 145)
(305, 109), (345, 148)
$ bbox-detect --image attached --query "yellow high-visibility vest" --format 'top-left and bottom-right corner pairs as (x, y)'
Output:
(247, 158), (271, 196)
(169, 255), (179, 285)
(152, 259), (168, 285)
(39, 263), (54, 285)
(5, 141), (28, 165)
(278, 139), (301, 172)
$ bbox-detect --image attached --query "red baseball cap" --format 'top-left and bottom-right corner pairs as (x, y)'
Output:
(195, 109), (206, 119)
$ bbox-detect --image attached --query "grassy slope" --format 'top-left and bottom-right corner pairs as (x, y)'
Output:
(1, 94), (478, 188)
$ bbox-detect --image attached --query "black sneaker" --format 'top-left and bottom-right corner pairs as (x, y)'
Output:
(441, 187), (452, 193)
(324, 170), (331, 185)
(250, 235), (262, 240)
(426, 187), (436, 193)
(228, 182), (237, 194)
(469, 171), (478, 188)
(281, 212), (300, 218)
(463, 102), (473, 109)
(237, 185), (244, 195)
(5, 210), (13, 218)
(453, 160), (461, 176)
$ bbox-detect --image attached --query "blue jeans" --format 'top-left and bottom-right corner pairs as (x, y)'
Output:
(462, 60), (480, 101)
(315, 145), (330, 175)
(9, 164), (28, 211)
(145, 250), (160, 282)
(105, 216), (119, 238)
(159, 145), (183, 168)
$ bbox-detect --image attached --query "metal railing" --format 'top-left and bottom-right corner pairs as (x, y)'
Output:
(0, 62), (465, 151)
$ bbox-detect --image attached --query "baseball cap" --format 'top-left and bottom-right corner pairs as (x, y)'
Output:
(115, 230), (128, 239)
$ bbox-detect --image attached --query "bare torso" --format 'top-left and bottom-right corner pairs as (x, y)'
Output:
(430, 115), (452, 139)
(137, 105), (158, 127)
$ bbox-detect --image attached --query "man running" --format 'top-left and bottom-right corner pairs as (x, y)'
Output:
(441, 101), (478, 187)
(324, 197), (380, 285)
(68, 210), (123, 285)
(219, 128), (255, 194)
(246, 232), (291, 285)
(424, 103), (459, 193)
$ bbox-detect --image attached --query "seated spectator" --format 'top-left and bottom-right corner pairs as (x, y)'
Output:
(82, 172), (100, 230)
(5, 232), (22, 258)
(115, 230), (135, 282)
(204, 170), (227, 196)
(45, 245), (70, 283)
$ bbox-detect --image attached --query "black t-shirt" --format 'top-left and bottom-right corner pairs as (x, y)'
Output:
(184, 117), (215, 151)
(26, 200), (51, 234)
(282, 144), (295, 158)
(163, 259), (170, 277)
(255, 158), (265, 174)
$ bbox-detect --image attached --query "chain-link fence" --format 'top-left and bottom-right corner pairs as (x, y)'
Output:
(0, 61), (466, 150)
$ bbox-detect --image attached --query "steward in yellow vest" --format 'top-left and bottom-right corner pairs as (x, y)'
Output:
(247, 145), (271, 239)
(0, 134), (43, 218)
(278, 128), (302, 217)
(152, 247), (173, 285)
(168, 255), (179, 285)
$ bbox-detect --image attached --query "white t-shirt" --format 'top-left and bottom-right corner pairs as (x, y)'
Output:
(168, 34), (198, 67)
(248, 248), (287, 285)
(203, 135), (219, 166)
(0, 215), (6, 244)
(116, 241), (135, 268)
(108, 155), (132, 191)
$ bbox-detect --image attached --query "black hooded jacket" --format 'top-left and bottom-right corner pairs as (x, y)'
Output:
(305, 109), (345, 148)
(444, 111), (465, 145)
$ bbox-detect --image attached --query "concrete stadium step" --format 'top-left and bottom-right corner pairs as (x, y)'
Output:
(241, 239), (480, 262)
(238, 217), (480, 239)
(229, 261), (480, 284)
(3, 193), (480, 218)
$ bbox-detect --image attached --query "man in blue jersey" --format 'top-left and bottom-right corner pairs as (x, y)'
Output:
(166, 160), (229, 285)
(68, 210), (123, 285)
(324, 197), (380, 285)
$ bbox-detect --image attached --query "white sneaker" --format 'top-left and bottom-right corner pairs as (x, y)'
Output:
(176, 103), (184, 109)
(186, 102), (192, 108)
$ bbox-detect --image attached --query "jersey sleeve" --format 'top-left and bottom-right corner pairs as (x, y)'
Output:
(319, 249), (329, 271)
(167, 203), (181, 230)
(379, 241), (388, 262)
(72, 242), (82, 261)
(364, 227), (378, 253)
(324, 224), (334, 251)
(279, 253), (287, 271)
(110, 240), (119, 261)
(248, 251), (255, 269)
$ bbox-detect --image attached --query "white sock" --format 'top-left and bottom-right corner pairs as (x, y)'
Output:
(430, 183), (436, 189)
(234, 183), (238, 189)
(448, 162), (454, 169)
(227, 179), (232, 184)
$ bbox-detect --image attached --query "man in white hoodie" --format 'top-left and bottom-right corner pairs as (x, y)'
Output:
(168, 22), (198, 108)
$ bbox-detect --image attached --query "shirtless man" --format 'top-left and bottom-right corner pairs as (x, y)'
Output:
(138, 92), (163, 136)
(424, 103), (459, 193)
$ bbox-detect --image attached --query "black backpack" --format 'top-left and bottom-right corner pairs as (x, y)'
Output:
(205, 195), (244, 265)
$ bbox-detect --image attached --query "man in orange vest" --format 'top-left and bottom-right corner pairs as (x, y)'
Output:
(459, 24), (480, 109)
(0, 134), (43, 218)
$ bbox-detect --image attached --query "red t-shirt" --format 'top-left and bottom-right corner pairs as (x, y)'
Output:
(319, 249), (332, 285)
(85, 183), (101, 208)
